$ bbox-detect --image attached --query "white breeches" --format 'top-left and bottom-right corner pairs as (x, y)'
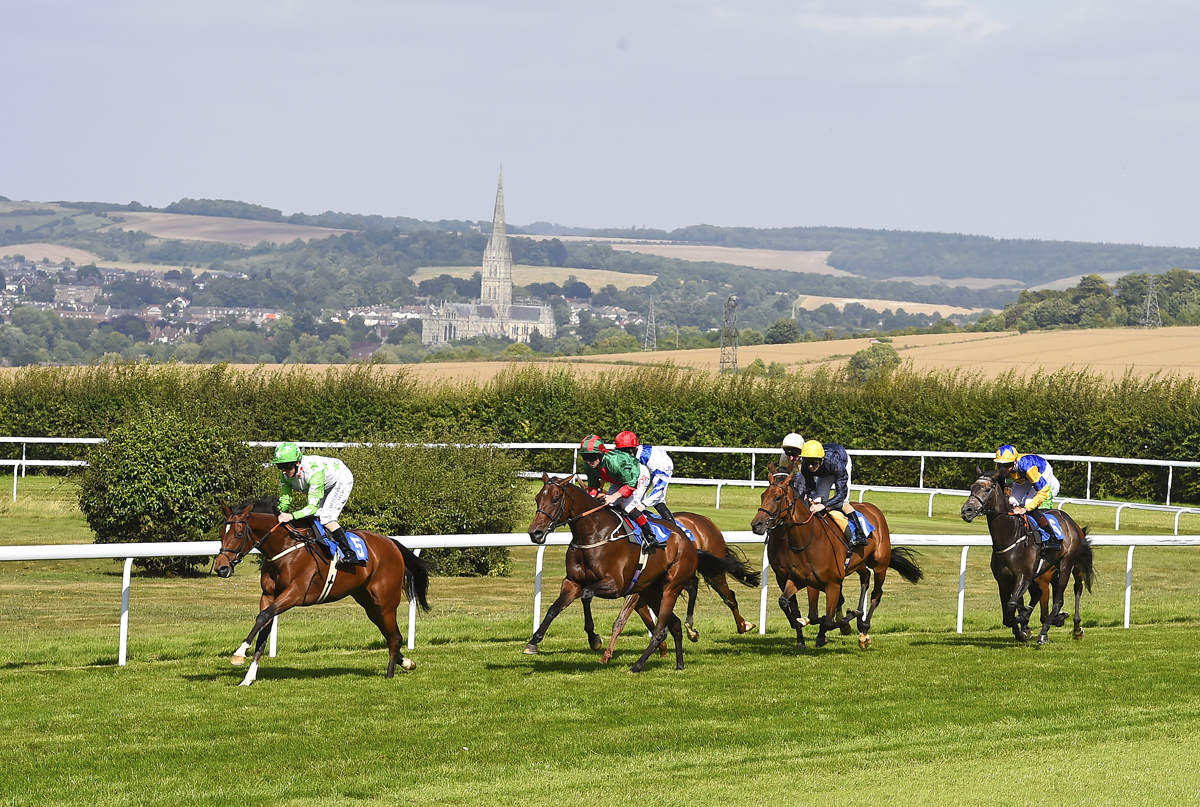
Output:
(641, 469), (671, 508)
(1009, 468), (1060, 508)
(608, 465), (651, 513)
(315, 470), (354, 524)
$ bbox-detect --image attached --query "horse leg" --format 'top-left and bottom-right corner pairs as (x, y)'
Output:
(1072, 567), (1085, 640)
(857, 568), (882, 650)
(684, 574), (701, 642)
(712, 572), (754, 634)
(806, 586), (821, 627)
(815, 580), (843, 648)
(1008, 572), (1033, 643)
(600, 594), (641, 664)
(233, 591), (275, 665)
(352, 590), (414, 678)
(524, 579), (583, 655)
(1037, 565), (1072, 646)
(668, 612), (685, 671)
(582, 592), (603, 652)
(776, 577), (806, 648)
(836, 591), (853, 636)
(630, 581), (685, 673)
(237, 588), (305, 686)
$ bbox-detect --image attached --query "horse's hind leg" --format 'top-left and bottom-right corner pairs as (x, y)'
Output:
(582, 592), (602, 652)
(1072, 568), (1085, 640)
(1037, 566), (1072, 646)
(711, 572), (754, 634)
(600, 594), (642, 664)
(668, 612), (685, 671)
(353, 591), (414, 678)
(630, 581), (685, 673)
(684, 574), (701, 642)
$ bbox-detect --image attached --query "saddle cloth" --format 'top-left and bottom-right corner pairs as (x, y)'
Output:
(312, 521), (370, 563)
(1024, 511), (1066, 544)
(847, 511), (876, 542)
(619, 514), (695, 545)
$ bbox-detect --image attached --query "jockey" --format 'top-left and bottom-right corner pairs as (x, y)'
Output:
(796, 440), (868, 548)
(614, 430), (676, 523)
(995, 444), (1062, 552)
(578, 434), (659, 551)
(779, 432), (805, 471)
(271, 442), (362, 568)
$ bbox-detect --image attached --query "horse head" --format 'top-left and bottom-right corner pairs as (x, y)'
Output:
(214, 499), (281, 577)
(752, 463), (797, 535)
(961, 467), (1009, 523)
(529, 473), (580, 545)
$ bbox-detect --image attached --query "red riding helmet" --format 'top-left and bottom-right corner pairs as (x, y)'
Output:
(614, 431), (640, 449)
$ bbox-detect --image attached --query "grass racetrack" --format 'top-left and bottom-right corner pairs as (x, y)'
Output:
(3, 478), (1200, 805)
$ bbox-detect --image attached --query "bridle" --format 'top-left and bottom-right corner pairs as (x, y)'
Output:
(217, 513), (283, 568)
(756, 476), (815, 532)
(534, 476), (624, 548)
(965, 474), (1031, 555)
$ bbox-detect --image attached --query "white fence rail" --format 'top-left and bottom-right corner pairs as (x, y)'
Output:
(3, 532), (1197, 667)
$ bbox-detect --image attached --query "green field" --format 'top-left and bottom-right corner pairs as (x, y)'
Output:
(3, 477), (1200, 806)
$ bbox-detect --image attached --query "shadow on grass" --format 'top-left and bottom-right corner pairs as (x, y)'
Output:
(909, 635), (1033, 649)
(181, 666), (381, 683)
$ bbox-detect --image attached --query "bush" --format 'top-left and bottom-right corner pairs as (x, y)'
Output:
(78, 409), (269, 575)
(335, 442), (523, 577)
(845, 343), (901, 383)
(766, 319), (801, 344)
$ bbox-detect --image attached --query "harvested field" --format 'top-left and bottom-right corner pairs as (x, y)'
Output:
(795, 294), (984, 317)
(409, 264), (656, 290)
(99, 212), (351, 246)
(0, 243), (104, 265)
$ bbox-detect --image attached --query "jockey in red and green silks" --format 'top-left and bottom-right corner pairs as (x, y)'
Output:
(578, 434), (658, 549)
(271, 442), (362, 567)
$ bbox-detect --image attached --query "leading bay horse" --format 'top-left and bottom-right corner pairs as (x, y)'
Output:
(214, 498), (430, 685)
(525, 474), (742, 672)
(750, 465), (923, 649)
(961, 468), (1095, 644)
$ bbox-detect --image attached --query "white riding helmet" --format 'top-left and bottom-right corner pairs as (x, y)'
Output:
(782, 433), (805, 451)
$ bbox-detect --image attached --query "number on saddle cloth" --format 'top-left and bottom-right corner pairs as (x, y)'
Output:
(313, 521), (370, 563)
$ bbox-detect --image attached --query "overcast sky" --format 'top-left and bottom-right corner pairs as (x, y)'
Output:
(2, 1), (1197, 246)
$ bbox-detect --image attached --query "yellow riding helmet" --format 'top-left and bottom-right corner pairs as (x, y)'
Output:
(995, 445), (1018, 464)
(800, 440), (825, 460)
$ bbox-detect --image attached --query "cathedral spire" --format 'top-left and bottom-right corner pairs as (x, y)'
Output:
(480, 167), (512, 310)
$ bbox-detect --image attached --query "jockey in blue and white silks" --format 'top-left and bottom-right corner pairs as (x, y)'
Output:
(614, 430), (676, 523)
(995, 444), (1063, 551)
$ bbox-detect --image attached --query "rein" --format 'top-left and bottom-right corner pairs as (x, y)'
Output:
(536, 476), (626, 549)
(217, 517), (286, 567)
(967, 475), (1034, 555)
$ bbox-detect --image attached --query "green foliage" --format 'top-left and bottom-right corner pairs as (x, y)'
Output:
(765, 318), (802, 344)
(77, 409), (269, 574)
(845, 343), (902, 384)
(336, 443), (523, 576)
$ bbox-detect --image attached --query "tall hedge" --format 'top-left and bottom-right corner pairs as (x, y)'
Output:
(4, 360), (1198, 505)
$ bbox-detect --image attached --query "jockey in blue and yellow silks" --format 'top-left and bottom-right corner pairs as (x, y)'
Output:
(995, 444), (1062, 551)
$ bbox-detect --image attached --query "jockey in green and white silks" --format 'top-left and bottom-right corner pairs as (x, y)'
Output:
(271, 442), (362, 567)
(578, 434), (659, 550)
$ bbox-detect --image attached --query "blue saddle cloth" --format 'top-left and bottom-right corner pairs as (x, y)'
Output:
(313, 521), (369, 563)
(1024, 511), (1066, 544)
(847, 511), (876, 543)
(622, 514), (694, 545)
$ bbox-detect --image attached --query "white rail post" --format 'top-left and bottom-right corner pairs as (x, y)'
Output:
(1086, 462), (1092, 500)
(118, 557), (134, 665)
(715, 483), (723, 510)
(956, 546), (969, 634)
(269, 616), (278, 657)
(10, 463), (16, 503)
(750, 453), (756, 487)
(928, 491), (937, 518)
(758, 543), (770, 634)
(1167, 465), (1173, 506)
(407, 548), (422, 650)
(21, 443), (26, 478)
(919, 455), (925, 489)
(1124, 545), (1135, 629)
(532, 544), (547, 632)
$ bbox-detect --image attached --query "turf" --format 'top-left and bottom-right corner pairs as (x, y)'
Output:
(2, 477), (1200, 806)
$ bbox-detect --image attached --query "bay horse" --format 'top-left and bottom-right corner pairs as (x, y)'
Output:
(525, 474), (742, 672)
(960, 468), (1095, 644)
(750, 465), (923, 649)
(213, 498), (430, 685)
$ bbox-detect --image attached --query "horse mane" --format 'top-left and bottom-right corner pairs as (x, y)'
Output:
(231, 496), (281, 515)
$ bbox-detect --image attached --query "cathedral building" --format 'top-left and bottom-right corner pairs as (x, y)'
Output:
(421, 171), (557, 347)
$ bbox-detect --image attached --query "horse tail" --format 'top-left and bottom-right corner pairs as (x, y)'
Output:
(888, 547), (924, 584)
(1075, 527), (1096, 593)
(696, 550), (744, 583)
(392, 540), (431, 612)
(700, 545), (761, 588)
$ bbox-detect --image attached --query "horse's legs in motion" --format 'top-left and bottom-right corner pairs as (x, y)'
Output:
(524, 578), (583, 654)
(233, 591), (275, 666)
(236, 588), (306, 686)
(600, 594), (641, 664)
(1037, 559), (1073, 646)
(581, 591), (602, 652)
(856, 567), (880, 649)
(774, 577), (806, 648)
(815, 580), (845, 648)
(351, 589), (414, 678)
(683, 575), (700, 642)
(630, 579), (687, 673)
(1072, 567), (1085, 640)
(708, 571), (755, 635)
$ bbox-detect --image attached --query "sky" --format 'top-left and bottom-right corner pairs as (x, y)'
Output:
(2, 0), (1198, 247)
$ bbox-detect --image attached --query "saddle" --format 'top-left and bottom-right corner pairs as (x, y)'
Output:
(284, 521), (370, 564)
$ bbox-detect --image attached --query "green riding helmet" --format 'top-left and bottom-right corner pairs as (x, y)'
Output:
(579, 434), (606, 456)
(272, 442), (302, 465)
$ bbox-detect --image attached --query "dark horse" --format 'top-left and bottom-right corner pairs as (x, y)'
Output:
(961, 468), (1095, 644)
(750, 465), (923, 648)
(214, 498), (431, 684)
(526, 474), (742, 672)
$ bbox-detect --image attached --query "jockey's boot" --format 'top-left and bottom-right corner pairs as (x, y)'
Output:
(1032, 512), (1061, 556)
(331, 527), (364, 569)
(654, 502), (677, 524)
(636, 513), (660, 552)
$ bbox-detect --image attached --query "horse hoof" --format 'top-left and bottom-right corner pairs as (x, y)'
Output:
(685, 625), (700, 642)
(840, 625), (854, 636)
(1037, 634), (1048, 646)
(589, 637), (603, 652)
(739, 622), (755, 634)
(815, 636), (828, 648)
(400, 658), (416, 671)
(522, 644), (539, 655)
(599, 654), (611, 665)
(858, 633), (871, 650)
(1016, 630), (1031, 643)
(231, 655), (246, 666)
(238, 679), (254, 687)
(1073, 628), (1084, 641)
